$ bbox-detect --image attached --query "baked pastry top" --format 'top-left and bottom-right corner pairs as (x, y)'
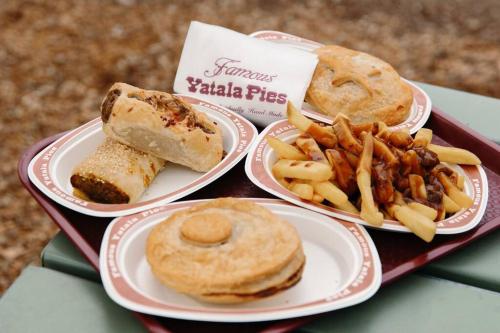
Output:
(306, 45), (413, 126)
(101, 83), (223, 172)
(146, 198), (305, 303)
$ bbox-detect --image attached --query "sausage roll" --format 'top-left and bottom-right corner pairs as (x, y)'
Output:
(70, 138), (166, 204)
(100, 83), (223, 172)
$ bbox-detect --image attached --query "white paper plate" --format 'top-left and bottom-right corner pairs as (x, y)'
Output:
(100, 198), (381, 322)
(245, 120), (489, 234)
(250, 30), (432, 134)
(28, 95), (258, 217)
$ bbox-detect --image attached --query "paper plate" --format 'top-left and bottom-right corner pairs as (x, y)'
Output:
(28, 95), (258, 217)
(100, 198), (381, 322)
(250, 30), (432, 134)
(245, 120), (489, 234)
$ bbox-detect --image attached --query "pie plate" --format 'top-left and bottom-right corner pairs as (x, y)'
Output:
(250, 30), (432, 134)
(28, 95), (257, 217)
(99, 198), (381, 322)
(245, 119), (489, 234)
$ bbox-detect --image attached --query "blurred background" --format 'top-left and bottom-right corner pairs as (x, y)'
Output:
(1, 0), (499, 293)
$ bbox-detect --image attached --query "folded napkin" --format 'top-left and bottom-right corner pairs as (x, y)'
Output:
(174, 21), (318, 126)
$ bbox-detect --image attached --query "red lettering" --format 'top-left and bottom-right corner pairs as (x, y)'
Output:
(216, 85), (225, 96)
(233, 87), (243, 99)
(246, 85), (261, 100)
(266, 91), (277, 103)
(186, 76), (201, 92)
(259, 86), (267, 102)
(277, 93), (287, 104)
(200, 83), (209, 94)
(184, 77), (285, 103)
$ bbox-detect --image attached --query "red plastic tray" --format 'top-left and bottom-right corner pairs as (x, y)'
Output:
(18, 107), (500, 333)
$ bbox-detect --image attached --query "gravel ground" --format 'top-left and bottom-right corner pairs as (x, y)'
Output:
(1, 0), (499, 293)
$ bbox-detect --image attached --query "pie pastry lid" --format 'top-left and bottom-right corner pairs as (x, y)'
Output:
(146, 198), (305, 301)
(306, 45), (413, 126)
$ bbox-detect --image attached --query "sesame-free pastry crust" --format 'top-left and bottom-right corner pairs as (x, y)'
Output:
(70, 138), (165, 204)
(101, 83), (223, 172)
(306, 45), (413, 126)
(146, 198), (306, 303)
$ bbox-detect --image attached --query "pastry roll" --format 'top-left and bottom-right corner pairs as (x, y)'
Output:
(146, 198), (305, 303)
(306, 45), (413, 126)
(101, 83), (223, 172)
(70, 138), (165, 204)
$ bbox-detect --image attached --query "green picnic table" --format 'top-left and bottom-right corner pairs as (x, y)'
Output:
(1, 82), (499, 333)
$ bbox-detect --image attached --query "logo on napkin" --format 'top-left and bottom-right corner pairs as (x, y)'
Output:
(174, 21), (318, 126)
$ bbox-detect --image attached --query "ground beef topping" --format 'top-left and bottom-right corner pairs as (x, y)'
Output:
(130, 93), (215, 134)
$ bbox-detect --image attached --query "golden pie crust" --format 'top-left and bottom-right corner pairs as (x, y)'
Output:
(146, 198), (305, 303)
(306, 45), (413, 126)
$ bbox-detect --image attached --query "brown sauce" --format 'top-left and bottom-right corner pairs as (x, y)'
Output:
(101, 89), (121, 123)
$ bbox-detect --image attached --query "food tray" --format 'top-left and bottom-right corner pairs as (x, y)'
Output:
(18, 107), (500, 333)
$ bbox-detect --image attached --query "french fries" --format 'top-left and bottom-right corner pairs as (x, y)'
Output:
(373, 136), (398, 166)
(289, 181), (314, 200)
(437, 173), (473, 208)
(388, 129), (413, 148)
(402, 150), (424, 176)
(287, 102), (337, 147)
(296, 136), (329, 165)
(409, 174), (427, 200)
(443, 194), (461, 213)
(334, 200), (359, 214)
(266, 136), (307, 160)
(389, 204), (436, 242)
(286, 102), (313, 132)
(333, 114), (364, 154)
(357, 132), (384, 226)
(325, 149), (356, 195)
(266, 102), (478, 242)
(408, 202), (438, 221)
(351, 123), (374, 136)
(375, 121), (390, 139)
(457, 175), (465, 191)
(344, 150), (359, 168)
(307, 123), (337, 148)
(274, 176), (291, 189)
(312, 193), (325, 203)
(312, 181), (349, 206)
(382, 208), (393, 220)
(436, 206), (446, 221)
(393, 191), (406, 206)
(272, 159), (332, 181)
(428, 144), (481, 165)
(414, 128), (432, 147)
